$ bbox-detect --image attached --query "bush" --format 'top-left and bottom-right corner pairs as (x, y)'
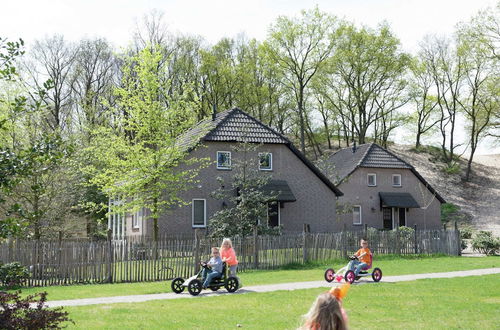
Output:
(396, 226), (415, 239)
(471, 231), (500, 255)
(443, 163), (460, 175)
(461, 239), (468, 251)
(0, 291), (72, 329)
(0, 262), (29, 287)
(460, 226), (474, 239)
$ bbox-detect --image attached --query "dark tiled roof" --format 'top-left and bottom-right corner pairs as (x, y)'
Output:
(179, 108), (343, 197)
(327, 143), (445, 203)
(262, 180), (297, 202)
(379, 192), (420, 208)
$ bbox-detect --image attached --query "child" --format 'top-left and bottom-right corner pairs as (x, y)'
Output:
(348, 238), (372, 277)
(300, 285), (349, 330)
(220, 238), (238, 276)
(201, 247), (223, 289)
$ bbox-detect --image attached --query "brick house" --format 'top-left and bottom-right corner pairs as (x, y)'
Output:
(326, 143), (446, 230)
(109, 108), (343, 238)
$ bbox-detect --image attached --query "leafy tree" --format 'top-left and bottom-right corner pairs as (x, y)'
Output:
(86, 46), (207, 241)
(209, 138), (278, 238)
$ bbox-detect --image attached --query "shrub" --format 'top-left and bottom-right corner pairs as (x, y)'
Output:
(471, 231), (500, 255)
(460, 225), (474, 239)
(0, 291), (72, 329)
(443, 163), (460, 175)
(441, 203), (463, 223)
(0, 262), (29, 287)
(396, 226), (415, 238)
(461, 239), (468, 251)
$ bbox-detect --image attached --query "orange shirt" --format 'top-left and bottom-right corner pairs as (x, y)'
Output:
(220, 247), (238, 266)
(355, 247), (372, 265)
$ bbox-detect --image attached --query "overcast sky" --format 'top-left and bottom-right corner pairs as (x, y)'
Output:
(1, 0), (498, 154)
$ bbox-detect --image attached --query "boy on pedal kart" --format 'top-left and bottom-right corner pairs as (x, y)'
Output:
(348, 238), (372, 277)
(201, 247), (223, 289)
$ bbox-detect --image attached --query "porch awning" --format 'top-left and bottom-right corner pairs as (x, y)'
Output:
(262, 180), (297, 202)
(379, 192), (420, 208)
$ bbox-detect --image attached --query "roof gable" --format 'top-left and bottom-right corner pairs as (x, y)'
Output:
(327, 143), (445, 203)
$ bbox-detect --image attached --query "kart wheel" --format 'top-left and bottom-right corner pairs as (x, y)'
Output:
(171, 277), (185, 294)
(188, 279), (202, 296)
(372, 268), (382, 282)
(345, 270), (355, 284)
(225, 276), (239, 293)
(210, 286), (220, 291)
(324, 268), (335, 283)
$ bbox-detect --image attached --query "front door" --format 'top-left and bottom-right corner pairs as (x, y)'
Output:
(383, 207), (392, 230)
(398, 208), (406, 227)
(268, 202), (280, 227)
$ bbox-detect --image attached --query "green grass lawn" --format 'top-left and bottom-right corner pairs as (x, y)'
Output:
(4, 255), (498, 301)
(62, 274), (500, 329)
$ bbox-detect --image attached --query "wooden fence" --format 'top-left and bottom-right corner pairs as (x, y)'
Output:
(0, 228), (460, 286)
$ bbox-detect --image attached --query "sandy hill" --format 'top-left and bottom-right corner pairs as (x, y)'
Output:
(389, 145), (500, 236)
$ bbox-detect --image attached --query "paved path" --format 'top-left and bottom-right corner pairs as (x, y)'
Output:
(45, 268), (500, 308)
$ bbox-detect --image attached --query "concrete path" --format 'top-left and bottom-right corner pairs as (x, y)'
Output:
(45, 268), (500, 308)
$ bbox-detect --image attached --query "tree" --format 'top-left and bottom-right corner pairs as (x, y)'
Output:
(265, 7), (338, 154)
(209, 138), (278, 238)
(86, 46), (207, 241)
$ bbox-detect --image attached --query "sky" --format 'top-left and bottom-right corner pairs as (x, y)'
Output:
(1, 0), (499, 154)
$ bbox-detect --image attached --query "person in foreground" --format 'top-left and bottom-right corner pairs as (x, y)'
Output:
(348, 238), (372, 277)
(220, 238), (238, 276)
(201, 247), (223, 289)
(300, 283), (350, 330)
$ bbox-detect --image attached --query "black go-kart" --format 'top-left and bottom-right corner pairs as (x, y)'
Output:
(171, 261), (239, 296)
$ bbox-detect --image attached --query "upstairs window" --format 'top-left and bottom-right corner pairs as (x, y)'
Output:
(392, 174), (402, 187)
(217, 151), (231, 169)
(353, 205), (362, 225)
(259, 152), (272, 171)
(367, 173), (377, 186)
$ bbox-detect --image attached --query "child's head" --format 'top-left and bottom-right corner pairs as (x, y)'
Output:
(211, 247), (220, 257)
(301, 292), (347, 330)
(360, 238), (368, 248)
(221, 238), (233, 249)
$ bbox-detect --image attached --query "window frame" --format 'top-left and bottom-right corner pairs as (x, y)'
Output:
(132, 208), (143, 230)
(352, 205), (362, 225)
(392, 174), (402, 187)
(192, 199), (207, 228)
(367, 173), (377, 187)
(259, 152), (273, 171)
(216, 151), (232, 170)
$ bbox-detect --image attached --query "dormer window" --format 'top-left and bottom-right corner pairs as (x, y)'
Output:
(217, 151), (231, 169)
(259, 152), (272, 171)
(367, 173), (376, 187)
(392, 174), (402, 187)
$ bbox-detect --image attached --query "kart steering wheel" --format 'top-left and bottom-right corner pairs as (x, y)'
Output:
(349, 255), (358, 260)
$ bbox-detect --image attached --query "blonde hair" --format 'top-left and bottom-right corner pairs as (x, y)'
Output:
(300, 292), (347, 330)
(221, 238), (233, 250)
(211, 247), (219, 253)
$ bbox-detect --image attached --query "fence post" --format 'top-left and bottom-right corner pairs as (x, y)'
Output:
(194, 229), (200, 274)
(455, 221), (461, 256)
(253, 226), (259, 269)
(395, 226), (400, 255)
(7, 237), (13, 262)
(302, 224), (309, 264)
(106, 229), (113, 283)
(414, 224), (418, 254)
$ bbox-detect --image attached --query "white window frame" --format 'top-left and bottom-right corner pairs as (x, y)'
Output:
(192, 199), (207, 228)
(392, 174), (402, 187)
(367, 173), (377, 187)
(259, 152), (273, 171)
(132, 208), (144, 230)
(216, 151), (231, 170)
(353, 205), (362, 225)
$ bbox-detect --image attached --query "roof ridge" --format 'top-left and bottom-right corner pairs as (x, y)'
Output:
(203, 108), (238, 140)
(357, 142), (375, 167)
(232, 107), (292, 144)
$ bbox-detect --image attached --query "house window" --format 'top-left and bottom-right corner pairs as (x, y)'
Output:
(353, 205), (362, 225)
(132, 208), (144, 230)
(367, 174), (376, 186)
(259, 152), (272, 171)
(217, 151), (231, 169)
(392, 174), (402, 187)
(192, 199), (206, 228)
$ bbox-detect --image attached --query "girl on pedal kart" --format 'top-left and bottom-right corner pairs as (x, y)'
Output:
(201, 247), (223, 289)
(348, 238), (372, 277)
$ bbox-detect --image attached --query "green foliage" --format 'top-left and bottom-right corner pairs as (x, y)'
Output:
(0, 37), (24, 81)
(471, 231), (500, 255)
(0, 262), (29, 287)
(85, 46), (207, 240)
(0, 291), (72, 329)
(209, 140), (279, 238)
(441, 203), (464, 223)
(443, 163), (461, 175)
(460, 225), (474, 239)
(396, 226), (415, 239)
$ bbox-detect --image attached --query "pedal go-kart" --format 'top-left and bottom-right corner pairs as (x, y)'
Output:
(324, 254), (382, 284)
(171, 261), (239, 296)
